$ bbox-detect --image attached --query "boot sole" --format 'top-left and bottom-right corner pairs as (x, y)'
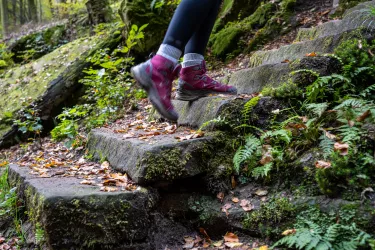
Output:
(131, 66), (178, 122)
(175, 88), (238, 101)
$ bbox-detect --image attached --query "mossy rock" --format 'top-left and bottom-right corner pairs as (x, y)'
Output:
(0, 31), (121, 148)
(8, 164), (157, 249)
(9, 25), (68, 64)
(119, 0), (178, 55)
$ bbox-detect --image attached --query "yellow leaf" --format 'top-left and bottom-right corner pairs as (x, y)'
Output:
(259, 246), (269, 250)
(224, 232), (239, 243)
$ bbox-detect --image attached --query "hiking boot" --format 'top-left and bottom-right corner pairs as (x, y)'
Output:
(131, 55), (181, 121)
(176, 61), (237, 101)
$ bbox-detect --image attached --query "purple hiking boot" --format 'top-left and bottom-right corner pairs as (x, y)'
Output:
(131, 55), (181, 121)
(176, 61), (237, 101)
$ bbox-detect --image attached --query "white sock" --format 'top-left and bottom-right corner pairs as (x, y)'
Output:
(156, 44), (182, 64)
(182, 53), (204, 68)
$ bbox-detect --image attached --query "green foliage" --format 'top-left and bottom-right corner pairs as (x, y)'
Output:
(0, 43), (14, 70)
(274, 207), (373, 250)
(35, 223), (45, 245)
(233, 134), (262, 174)
(52, 24), (147, 141)
(13, 104), (43, 136)
(243, 197), (295, 236)
(188, 196), (220, 224)
(150, 0), (181, 10)
(242, 96), (260, 123)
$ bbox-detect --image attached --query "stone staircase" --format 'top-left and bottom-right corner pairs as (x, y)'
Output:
(8, 2), (375, 249)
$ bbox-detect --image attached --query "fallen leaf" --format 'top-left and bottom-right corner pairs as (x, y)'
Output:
(356, 110), (371, 122)
(334, 142), (349, 156)
(213, 240), (223, 247)
(183, 236), (195, 249)
(348, 120), (355, 127)
(202, 240), (210, 248)
(282, 229), (297, 236)
(281, 59), (290, 63)
(240, 199), (254, 211)
(255, 189), (268, 196)
(259, 246), (269, 250)
(40, 173), (51, 178)
(80, 180), (96, 185)
(100, 186), (118, 192)
(231, 176), (237, 189)
(222, 203), (232, 216)
(305, 52), (317, 57)
(0, 237), (5, 244)
(101, 161), (110, 170)
(217, 192), (225, 202)
(224, 232), (239, 243)
(232, 197), (239, 203)
(324, 130), (336, 140)
(199, 228), (211, 244)
(0, 161), (9, 167)
(224, 242), (243, 248)
(315, 160), (332, 169)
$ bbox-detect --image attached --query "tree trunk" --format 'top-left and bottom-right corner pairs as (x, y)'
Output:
(20, 0), (25, 24)
(28, 0), (38, 22)
(12, 0), (17, 26)
(1, 0), (9, 36)
(86, 0), (112, 27)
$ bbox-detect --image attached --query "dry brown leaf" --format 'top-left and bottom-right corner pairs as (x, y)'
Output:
(213, 240), (223, 247)
(202, 240), (210, 248)
(315, 160), (332, 169)
(101, 161), (110, 170)
(255, 189), (268, 196)
(356, 110), (371, 122)
(100, 186), (118, 192)
(305, 52), (317, 57)
(232, 197), (239, 203)
(0, 161), (8, 167)
(222, 203), (232, 216)
(281, 59), (290, 63)
(224, 232), (239, 243)
(217, 192), (225, 202)
(199, 228), (211, 244)
(240, 199), (254, 212)
(231, 176), (237, 189)
(324, 130), (336, 140)
(224, 242), (243, 248)
(348, 120), (355, 127)
(282, 229), (297, 236)
(40, 173), (51, 178)
(334, 142), (349, 156)
(80, 180), (96, 185)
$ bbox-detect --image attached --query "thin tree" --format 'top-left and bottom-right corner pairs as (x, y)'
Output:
(1, 0), (9, 36)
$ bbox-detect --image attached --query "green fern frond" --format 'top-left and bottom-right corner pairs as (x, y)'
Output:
(334, 98), (365, 110)
(261, 129), (292, 145)
(360, 84), (375, 98)
(306, 103), (329, 118)
(242, 96), (261, 123)
(319, 133), (335, 158)
(251, 163), (273, 179)
(233, 135), (261, 173)
(338, 125), (361, 145)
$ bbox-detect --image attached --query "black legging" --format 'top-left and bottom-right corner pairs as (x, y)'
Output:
(163, 0), (222, 55)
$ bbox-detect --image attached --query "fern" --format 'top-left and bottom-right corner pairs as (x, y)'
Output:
(319, 133), (335, 158)
(251, 163), (273, 179)
(198, 116), (228, 131)
(242, 96), (261, 123)
(334, 98), (365, 110)
(360, 83), (375, 98)
(338, 125), (361, 145)
(233, 135), (262, 173)
(306, 103), (329, 118)
(261, 129), (292, 145)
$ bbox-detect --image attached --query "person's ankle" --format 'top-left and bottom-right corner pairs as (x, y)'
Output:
(156, 44), (182, 65)
(182, 53), (204, 68)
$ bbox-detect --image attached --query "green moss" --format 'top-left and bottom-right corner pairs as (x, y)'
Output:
(333, 0), (369, 17)
(25, 186), (45, 223)
(211, 25), (244, 59)
(188, 195), (221, 224)
(243, 197), (296, 237)
(0, 34), (107, 138)
(295, 27), (318, 42)
(144, 148), (192, 181)
(261, 80), (301, 98)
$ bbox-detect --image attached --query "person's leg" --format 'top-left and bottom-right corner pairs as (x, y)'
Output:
(132, 0), (218, 121)
(177, 0), (238, 101)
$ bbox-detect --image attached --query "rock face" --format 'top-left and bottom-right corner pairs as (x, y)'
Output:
(8, 164), (158, 249)
(0, 32), (120, 148)
(87, 129), (233, 184)
(119, 0), (178, 55)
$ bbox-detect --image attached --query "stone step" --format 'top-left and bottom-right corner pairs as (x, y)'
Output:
(87, 128), (232, 185)
(295, 1), (375, 43)
(248, 1), (375, 68)
(173, 55), (339, 129)
(8, 164), (157, 249)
